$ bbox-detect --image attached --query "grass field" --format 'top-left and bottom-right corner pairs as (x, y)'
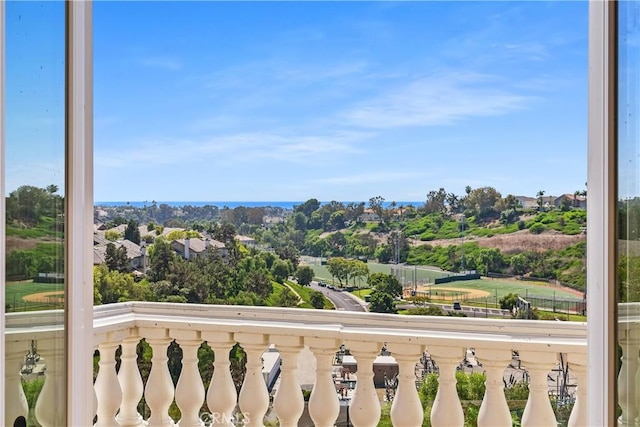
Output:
(304, 259), (447, 286)
(423, 278), (582, 300)
(6, 280), (64, 311)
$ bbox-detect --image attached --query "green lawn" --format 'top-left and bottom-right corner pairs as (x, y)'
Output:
(6, 280), (64, 312)
(350, 288), (372, 301)
(427, 278), (582, 300)
(265, 282), (288, 307)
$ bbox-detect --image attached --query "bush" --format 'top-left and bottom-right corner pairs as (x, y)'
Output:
(529, 223), (545, 234)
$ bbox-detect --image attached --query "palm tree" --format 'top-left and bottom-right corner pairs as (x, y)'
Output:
(536, 190), (545, 211)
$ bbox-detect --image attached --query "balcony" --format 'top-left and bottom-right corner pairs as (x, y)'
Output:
(6, 302), (588, 427)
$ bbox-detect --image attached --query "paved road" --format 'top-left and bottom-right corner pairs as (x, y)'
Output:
(310, 281), (366, 312)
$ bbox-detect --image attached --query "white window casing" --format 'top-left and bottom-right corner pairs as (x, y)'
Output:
(66, 1), (94, 424)
(587, 0), (617, 424)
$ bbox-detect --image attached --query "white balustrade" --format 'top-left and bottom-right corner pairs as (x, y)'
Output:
(429, 345), (465, 427)
(346, 340), (382, 427)
(272, 335), (305, 426)
(5, 340), (29, 427)
(520, 351), (559, 427)
(307, 338), (340, 427)
(618, 325), (640, 426)
(94, 331), (126, 427)
(140, 327), (175, 427)
(203, 332), (237, 427)
(567, 353), (588, 427)
(116, 331), (145, 427)
(173, 330), (205, 427)
(236, 333), (270, 427)
(34, 338), (66, 427)
(389, 343), (424, 427)
(6, 302), (589, 427)
(476, 348), (513, 427)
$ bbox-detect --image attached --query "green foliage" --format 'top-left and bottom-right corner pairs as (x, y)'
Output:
(277, 287), (299, 307)
(310, 290), (325, 309)
(94, 265), (152, 304)
(105, 230), (121, 241)
(405, 306), (445, 316)
(124, 219), (141, 244)
(295, 265), (315, 286)
(326, 257), (369, 287)
(500, 293), (519, 311)
(367, 272), (402, 297)
(105, 242), (130, 272)
(529, 222), (545, 234)
(368, 290), (396, 313)
(271, 259), (291, 283)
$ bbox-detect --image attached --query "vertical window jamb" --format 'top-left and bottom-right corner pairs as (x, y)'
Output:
(0, 0), (6, 418)
(66, 1), (93, 424)
(587, 0), (618, 424)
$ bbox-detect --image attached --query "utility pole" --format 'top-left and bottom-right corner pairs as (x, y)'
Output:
(460, 215), (466, 272)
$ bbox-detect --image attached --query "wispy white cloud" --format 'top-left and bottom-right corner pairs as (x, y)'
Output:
(342, 72), (531, 129)
(95, 129), (370, 169)
(138, 56), (182, 71)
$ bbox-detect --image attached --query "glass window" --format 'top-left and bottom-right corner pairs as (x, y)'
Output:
(4, 2), (66, 425)
(617, 0), (640, 424)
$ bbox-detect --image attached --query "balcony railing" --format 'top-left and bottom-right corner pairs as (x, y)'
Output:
(6, 302), (588, 427)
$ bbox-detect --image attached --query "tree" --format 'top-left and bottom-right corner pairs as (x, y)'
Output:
(465, 187), (502, 220)
(310, 290), (325, 309)
(368, 290), (396, 313)
(499, 293), (519, 311)
(105, 243), (129, 272)
(536, 190), (546, 211)
(369, 196), (385, 223)
(271, 259), (290, 283)
(148, 238), (175, 282)
(424, 188), (447, 214)
(295, 265), (315, 286)
(244, 270), (273, 299)
(278, 288), (299, 307)
(367, 273), (402, 297)
(124, 219), (141, 244)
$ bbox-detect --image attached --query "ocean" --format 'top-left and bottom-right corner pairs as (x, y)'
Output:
(94, 201), (423, 210)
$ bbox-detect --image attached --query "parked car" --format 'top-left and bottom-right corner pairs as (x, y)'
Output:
(453, 301), (462, 310)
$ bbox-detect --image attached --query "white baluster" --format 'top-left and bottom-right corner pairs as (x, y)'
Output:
(346, 340), (381, 427)
(117, 332), (145, 427)
(567, 353), (588, 427)
(5, 340), (29, 427)
(389, 343), (424, 427)
(429, 345), (465, 427)
(476, 348), (512, 427)
(520, 351), (558, 427)
(203, 332), (237, 427)
(34, 338), (65, 427)
(237, 333), (269, 427)
(307, 338), (340, 427)
(173, 330), (205, 427)
(272, 336), (304, 427)
(618, 326), (640, 427)
(94, 339), (123, 427)
(140, 328), (175, 427)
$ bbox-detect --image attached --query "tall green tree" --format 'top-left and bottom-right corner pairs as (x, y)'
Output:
(124, 219), (141, 244)
(367, 273), (402, 297)
(295, 265), (315, 286)
(105, 243), (130, 272)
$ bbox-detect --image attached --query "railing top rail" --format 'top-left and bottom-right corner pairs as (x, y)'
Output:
(95, 302), (587, 351)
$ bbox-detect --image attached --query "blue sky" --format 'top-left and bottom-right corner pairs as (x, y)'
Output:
(7, 1), (590, 203)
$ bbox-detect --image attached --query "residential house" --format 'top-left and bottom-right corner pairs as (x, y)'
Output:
(514, 196), (538, 209)
(236, 235), (257, 248)
(358, 209), (380, 222)
(170, 237), (227, 260)
(554, 193), (587, 209)
(93, 238), (148, 271)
